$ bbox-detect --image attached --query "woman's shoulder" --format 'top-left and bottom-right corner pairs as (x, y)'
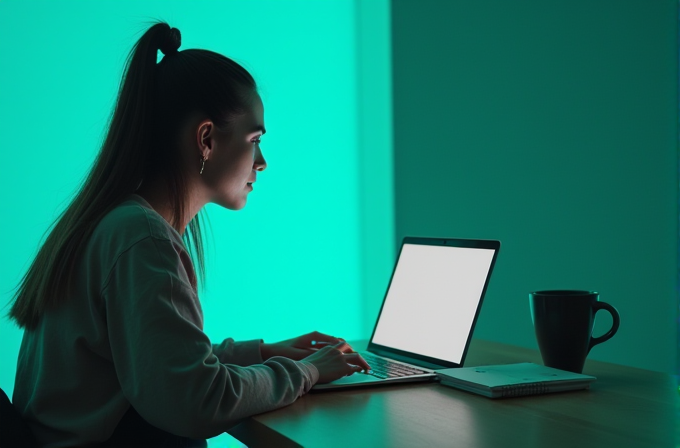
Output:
(91, 194), (180, 253)
(82, 195), (197, 291)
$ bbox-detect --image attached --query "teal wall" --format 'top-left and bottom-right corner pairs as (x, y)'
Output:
(0, 0), (394, 407)
(392, 0), (678, 373)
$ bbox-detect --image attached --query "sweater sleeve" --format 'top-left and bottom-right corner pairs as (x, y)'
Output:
(102, 235), (319, 439)
(212, 339), (264, 366)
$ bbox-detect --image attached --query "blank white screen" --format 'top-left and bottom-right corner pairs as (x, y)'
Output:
(371, 243), (495, 364)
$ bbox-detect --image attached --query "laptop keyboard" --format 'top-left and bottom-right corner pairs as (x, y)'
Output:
(360, 352), (428, 379)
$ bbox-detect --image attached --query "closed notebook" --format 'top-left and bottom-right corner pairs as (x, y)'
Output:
(436, 362), (596, 398)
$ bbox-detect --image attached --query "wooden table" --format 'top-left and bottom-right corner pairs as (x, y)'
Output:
(227, 339), (679, 448)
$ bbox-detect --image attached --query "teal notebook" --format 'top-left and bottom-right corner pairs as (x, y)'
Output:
(436, 362), (596, 398)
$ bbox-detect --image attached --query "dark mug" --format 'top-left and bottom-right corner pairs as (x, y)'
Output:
(529, 290), (620, 373)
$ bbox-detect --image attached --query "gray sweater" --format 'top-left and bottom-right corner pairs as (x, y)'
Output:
(13, 194), (319, 447)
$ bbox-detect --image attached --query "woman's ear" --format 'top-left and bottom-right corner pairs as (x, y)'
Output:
(196, 119), (215, 160)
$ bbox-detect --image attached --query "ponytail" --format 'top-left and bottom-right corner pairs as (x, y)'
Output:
(8, 21), (256, 329)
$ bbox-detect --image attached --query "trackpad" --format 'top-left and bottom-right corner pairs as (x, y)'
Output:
(331, 374), (381, 385)
(313, 373), (382, 390)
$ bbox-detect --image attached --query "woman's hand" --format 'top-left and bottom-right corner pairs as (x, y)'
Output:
(260, 331), (350, 361)
(302, 341), (372, 384)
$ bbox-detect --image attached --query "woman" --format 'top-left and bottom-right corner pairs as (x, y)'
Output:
(9, 22), (370, 447)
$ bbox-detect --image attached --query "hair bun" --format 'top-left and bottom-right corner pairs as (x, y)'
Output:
(160, 27), (181, 56)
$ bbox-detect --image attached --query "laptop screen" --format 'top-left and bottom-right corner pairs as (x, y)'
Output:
(370, 241), (498, 365)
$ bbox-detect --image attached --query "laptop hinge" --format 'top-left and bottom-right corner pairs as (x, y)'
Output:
(368, 345), (453, 370)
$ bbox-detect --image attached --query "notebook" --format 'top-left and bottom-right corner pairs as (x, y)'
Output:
(436, 363), (597, 398)
(312, 236), (501, 391)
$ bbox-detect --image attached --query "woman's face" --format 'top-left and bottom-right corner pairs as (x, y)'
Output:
(200, 93), (267, 210)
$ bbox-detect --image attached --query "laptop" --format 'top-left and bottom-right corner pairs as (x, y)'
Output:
(312, 236), (500, 391)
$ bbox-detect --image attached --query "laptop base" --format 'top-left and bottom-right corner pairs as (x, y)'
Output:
(311, 372), (435, 391)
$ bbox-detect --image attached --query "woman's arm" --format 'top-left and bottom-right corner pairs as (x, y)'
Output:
(103, 236), (318, 439)
(212, 339), (264, 366)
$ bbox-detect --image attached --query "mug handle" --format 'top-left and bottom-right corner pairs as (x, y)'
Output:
(588, 301), (620, 353)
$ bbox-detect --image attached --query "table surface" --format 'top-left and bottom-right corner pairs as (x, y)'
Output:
(228, 339), (680, 448)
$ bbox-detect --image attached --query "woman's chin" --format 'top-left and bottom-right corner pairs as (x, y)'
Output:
(211, 196), (247, 211)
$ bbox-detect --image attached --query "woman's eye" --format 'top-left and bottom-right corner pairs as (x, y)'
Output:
(252, 138), (261, 144)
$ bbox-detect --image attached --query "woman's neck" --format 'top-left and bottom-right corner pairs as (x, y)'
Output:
(135, 176), (206, 235)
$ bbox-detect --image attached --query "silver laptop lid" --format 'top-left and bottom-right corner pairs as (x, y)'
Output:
(367, 237), (500, 369)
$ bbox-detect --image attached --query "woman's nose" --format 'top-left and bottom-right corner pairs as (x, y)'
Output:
(254, 159), (267, 171)
(254, 146), (266, 171)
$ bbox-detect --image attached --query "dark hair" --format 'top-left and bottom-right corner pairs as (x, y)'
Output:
(8, 21), (257, 329)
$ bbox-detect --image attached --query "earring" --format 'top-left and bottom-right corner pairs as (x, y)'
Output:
(200, 156), (206, 175)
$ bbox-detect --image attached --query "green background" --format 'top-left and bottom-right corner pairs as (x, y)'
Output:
(392, 0), (678, 374)
(0, 0), (677, 436)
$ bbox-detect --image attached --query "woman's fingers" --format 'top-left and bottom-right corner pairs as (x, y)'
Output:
(303, 342), (372, 383)
(330, 342), (371, 370)
(321, 342), (371, 370)
(343, 352), (371, 372)
(345, 364), (365, 376)
(331, 341), (355, 354)
(310, 332), (345, 348)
